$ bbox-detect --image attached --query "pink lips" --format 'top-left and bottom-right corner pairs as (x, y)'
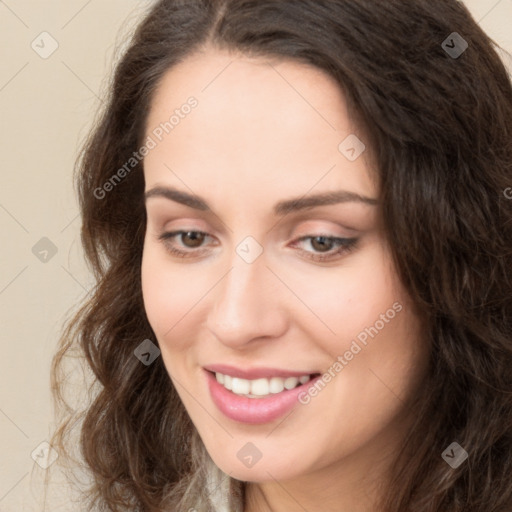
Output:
(204, 367), (321, 425)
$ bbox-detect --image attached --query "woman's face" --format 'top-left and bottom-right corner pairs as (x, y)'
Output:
(141, 48), (429, 489)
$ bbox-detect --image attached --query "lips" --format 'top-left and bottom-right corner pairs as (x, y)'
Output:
(204, 367), (322, 424)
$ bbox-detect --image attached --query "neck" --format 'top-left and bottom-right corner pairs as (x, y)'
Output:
(244, 462), (384, 512)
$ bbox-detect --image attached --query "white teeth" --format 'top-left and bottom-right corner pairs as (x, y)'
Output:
(214, 372), (312, 398)
(269, 377), (285, 394)
(284, 377), (299, 390)
(231, 377), (250, 395)
(250, 378), (270, 396)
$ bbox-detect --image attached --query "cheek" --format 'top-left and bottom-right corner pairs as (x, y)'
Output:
(287, 241), (400, 350)
(140, 243), (199, 348)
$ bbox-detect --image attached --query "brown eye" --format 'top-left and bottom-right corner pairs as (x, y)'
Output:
(157, 230), (212, 258)
(291, 235), (358, 263)
(309, 236), (335, 252)
(180, 231), (206, 248)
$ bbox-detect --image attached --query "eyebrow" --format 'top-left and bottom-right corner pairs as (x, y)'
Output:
(144, 186), (378, 215)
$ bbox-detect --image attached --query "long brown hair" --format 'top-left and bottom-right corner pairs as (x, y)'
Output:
(48, 1), (512, 510)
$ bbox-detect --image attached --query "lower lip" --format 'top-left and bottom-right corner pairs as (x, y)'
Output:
(205, 370), (321, 425)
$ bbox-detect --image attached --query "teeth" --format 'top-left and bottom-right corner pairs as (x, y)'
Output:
(231, 377), (250, 395)
(269, 377), (284, 394)
(284, 377), (299, 390)
(251, 378), (269, 396)
(214, 372), (312, 398)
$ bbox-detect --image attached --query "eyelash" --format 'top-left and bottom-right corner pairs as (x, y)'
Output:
(157, 230), (358, 263)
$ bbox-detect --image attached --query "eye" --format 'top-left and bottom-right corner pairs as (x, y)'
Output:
(291, 235), (358, 262)
(174, 231), (206, 248)
(157, 230), (358, 262)
(158, 230), (213, 258)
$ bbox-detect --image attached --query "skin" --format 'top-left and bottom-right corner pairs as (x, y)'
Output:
(141, 47), (430, 512)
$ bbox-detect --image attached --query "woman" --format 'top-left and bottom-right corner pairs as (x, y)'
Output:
(49, 0), (512, 511)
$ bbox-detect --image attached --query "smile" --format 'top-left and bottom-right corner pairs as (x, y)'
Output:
(204, 368), (322, 424)
(214, 371), (314, 398)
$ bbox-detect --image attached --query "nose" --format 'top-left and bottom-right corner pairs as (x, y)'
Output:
(206, 254), (289, 349)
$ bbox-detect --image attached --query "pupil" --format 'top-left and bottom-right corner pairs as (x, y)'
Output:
(311, 236), (332, 252)
(183, 231), (204, 248)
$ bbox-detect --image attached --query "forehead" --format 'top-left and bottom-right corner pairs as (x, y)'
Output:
(143, 47), (377, 205)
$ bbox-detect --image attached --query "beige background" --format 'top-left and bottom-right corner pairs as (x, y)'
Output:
(0, 1), (511, 510)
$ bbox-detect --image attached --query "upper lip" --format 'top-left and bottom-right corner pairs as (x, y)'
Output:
(204, 364), (319, 380)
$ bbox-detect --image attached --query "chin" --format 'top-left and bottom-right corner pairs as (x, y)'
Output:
(207, 447), (305, 483)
